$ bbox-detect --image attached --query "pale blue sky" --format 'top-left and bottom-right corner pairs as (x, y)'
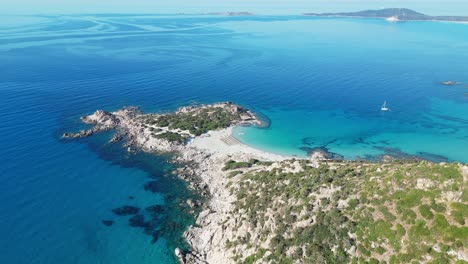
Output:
(2, 0), (468, 15)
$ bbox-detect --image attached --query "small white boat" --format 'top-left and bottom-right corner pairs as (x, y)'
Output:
(381, 101), (390, 112)
(386, 16), (400, 22)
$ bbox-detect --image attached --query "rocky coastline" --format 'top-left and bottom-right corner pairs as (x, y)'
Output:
(63, 102), (289, 263)
(63, 102), (468, 264)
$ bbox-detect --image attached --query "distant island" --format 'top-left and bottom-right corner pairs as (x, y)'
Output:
(303, 8), (468, 22)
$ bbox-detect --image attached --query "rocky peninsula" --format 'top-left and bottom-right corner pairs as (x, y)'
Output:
(64, 102), (467, 264)
(303, 8), (468, 23)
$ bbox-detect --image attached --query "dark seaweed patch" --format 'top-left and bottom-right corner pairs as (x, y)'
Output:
(102, 220), (114, 226)
(143, 181), (160, 193)
(431, 114), (468, 125)
(129, 214), (150, 228)
(146, 205), (164, 216)
(417, 152), (449, 163)
(301, 137), (315, 146)
(374, 147), (417, 160)
(379, 140), (390, 145)
(368, 147), (450, 163)
(352, 137), (369, 145)
(112, 205), (140, 216)
(323, 139), (339, 146)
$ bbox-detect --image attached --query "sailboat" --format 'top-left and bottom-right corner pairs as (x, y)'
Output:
(381, 101), (390, 112)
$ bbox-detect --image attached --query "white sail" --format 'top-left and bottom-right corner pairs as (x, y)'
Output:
(381, 101), (390, 111)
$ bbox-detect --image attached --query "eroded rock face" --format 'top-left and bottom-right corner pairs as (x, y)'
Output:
(175, 248), (207, 264)
(62, 110), (121, 139)
(461, 165), (468, 179)
(416, 178), (435, 190)
(62, 129), (95, 139)
(81, 110), (118, 126)
(110, 134), (123, 143)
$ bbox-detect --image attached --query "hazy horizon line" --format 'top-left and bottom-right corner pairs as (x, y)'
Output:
(3, 9), (467, 17)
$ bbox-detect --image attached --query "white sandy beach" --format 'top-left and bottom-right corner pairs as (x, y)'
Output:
(188, 126), (290, 162)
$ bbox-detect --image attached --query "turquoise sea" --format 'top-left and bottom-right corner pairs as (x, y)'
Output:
(0, 14), (467, 263)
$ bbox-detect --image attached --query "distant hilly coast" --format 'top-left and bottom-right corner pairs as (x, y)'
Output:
(303, 8), (468, 22)
(205, 12), (254, 16)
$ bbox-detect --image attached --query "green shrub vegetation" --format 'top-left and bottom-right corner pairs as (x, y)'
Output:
(224, 161), (467, 263)
(223, 160), (252, 171)
(142, 104), (257, 145)
(222, 159), (270, 171)
(155, 131), (187, 143)
(228, 170), (243, 178)
(419, 204), (434, 220)
(154, 106), (246, 136)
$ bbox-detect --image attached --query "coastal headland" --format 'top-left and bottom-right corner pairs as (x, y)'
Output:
(64, 102), (467, 264)
(303, 8), (468, 23)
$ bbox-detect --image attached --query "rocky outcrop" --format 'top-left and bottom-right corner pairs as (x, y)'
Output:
(62, 129), (96, 139)
(62, 103), (262, 150)
(81, 110), (120, 126)
(62, 103), (284, 264)
(302, 146), (344, 161)
(175, 248), (207, 264)
(62, 109), (121, 139)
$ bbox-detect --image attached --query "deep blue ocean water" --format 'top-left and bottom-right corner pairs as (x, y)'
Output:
(0, 14), (467, 263)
